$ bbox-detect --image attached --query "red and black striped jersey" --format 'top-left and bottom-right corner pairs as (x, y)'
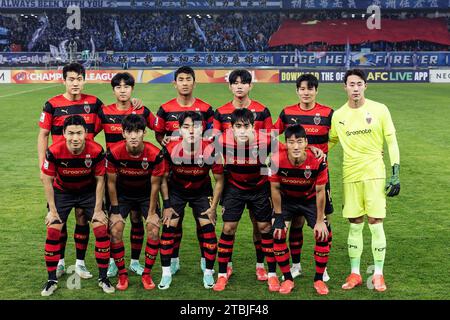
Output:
(218, 130), (270, 191)
(274, 103), (333, 153)
(39, 94), (103, 144)
(213, 100), (273, 134)
(42, 140), (105, 193)
(97, 104), (157, 149)
(154, 98), (214, 135)
(163, 139), (223, 193)
(106, 141), (166, 196)
(269, 147), (328, 200)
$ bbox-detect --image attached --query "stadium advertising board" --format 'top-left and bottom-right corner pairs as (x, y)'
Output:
(279, 69), (430, 83)
(429, 69), (450, 83)
(10, 70), (139, 83)
(141, 69), (280, 83)
(0, 70), (11, 83)
(2, 52), (448, 68)
(282, 0), (449, 9)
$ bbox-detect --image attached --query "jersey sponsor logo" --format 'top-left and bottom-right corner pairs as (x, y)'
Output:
(314, 113), (321, 125)
(119, 168), (147, 176)
(40, 112), (46, 123)
(226, 116), (232, 120)
(44, 160), (49, 169)
(109, 117), (117, 123)
(61, 161), (69, 167)
(62, 169), (91, 175)
(84, 102), (90, 113)
(142, 157), (149, 170)
(170, 114), (178, 119)
(346, 128), (372, 136)
(281, 170), (288, 176)
(305, 127), (319, 133)
(85, 154), (92, 168)
(60, 109), (69, 114)
(290, 117), (298, 124)
(304, 166), (312, 179)
(366, 112), (372, 124)
(339, 120), (345, 125)
(120, 161), (127, 167)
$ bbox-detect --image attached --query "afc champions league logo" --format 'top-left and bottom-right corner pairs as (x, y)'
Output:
(304, 165), (312, 179)
(85, 154), (92, 168)
(142, 157), (149, 170)
(314, 113), (321, 125)
(84, 101), (90, 113)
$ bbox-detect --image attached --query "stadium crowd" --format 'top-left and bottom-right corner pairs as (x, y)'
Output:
(1, 10), (449, 52)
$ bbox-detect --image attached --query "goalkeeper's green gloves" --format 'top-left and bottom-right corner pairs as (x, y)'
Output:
(386, 163), (400, 197)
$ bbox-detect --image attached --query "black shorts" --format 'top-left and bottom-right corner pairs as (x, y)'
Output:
(116, 194), (151, 220)
(221, 183), (272, 223)
(325, 178), (334, 215)
(169, 186), (213, 220)
(282, 197), (327, 229)
(53, 190), (96, 224)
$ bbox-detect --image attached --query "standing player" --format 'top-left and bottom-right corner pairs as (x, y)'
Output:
(40, 115), (113, 296)
(329, 69), (400, 292)
(154, 66), (214, 275)
(37, 63), (103, 280)
(159, 111), (224, 289)
(212, 69), (272, 281)
(269, 125), (332, 295)
(213, 109), (278, 292)
(274, 74), (333, 281)
(106, 114), (166, 291)
(97, 72), (157, 278)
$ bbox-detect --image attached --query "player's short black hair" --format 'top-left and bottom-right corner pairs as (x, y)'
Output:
(285, 124), (307, 140)
(178, 111), (203, 127)
(122, 114), (146, 132)
(296, 74), (319, 90)
(111, 72), (135, 88)
(63, 115), (87, 132)
(231, 108), (254, 126)
(344, 69), (367, 84)
(228, 69), (252, 85)
(175, 66), (196, 81)
(63, 63), (85, 80)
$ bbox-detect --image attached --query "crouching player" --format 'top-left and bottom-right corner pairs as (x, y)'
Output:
(40, 115), (113, 296)
(159, 111), (224, 289)
(269, 125), (332, 295)
(106, 114), (166, 291)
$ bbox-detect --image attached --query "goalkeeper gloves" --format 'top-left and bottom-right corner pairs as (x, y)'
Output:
(386, 163), (400, 197)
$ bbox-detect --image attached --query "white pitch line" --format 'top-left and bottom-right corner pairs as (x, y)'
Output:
(0, 84), (60, 99)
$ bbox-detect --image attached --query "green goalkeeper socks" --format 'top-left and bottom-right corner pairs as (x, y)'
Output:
(348, 223), (364, 275)
(369, 223), (386, 275)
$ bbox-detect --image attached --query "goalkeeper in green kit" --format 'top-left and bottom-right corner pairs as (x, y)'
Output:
(329, 69), (400, 292)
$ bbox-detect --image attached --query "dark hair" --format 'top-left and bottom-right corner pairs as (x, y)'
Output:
(231, 108), (254, 126)
(344, 69), (367, 84)
(62, 63), (85, 80)
(175, 66), (196, 81)
(296, 74), (319, 90)
(111, 72), (135, 88)
(178, 111), (203, 127)
(228, 69), (252, 85)
(285, 124), (307, 140)
(63, 115), (87, 132)
(122, 114), (146, 132)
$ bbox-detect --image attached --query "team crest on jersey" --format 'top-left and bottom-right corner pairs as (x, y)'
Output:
(314, 113), (321, 125)
(84, 101), (90, 113)
(85, 154), (92, 168)
(142, 157), (149, 170)
(196, 155), (205, 167)
(304, 166), (312, 179)
(251, 146), (259, 158)
(40, 112), (46, 123)
(251, 109), (257, 120)
(366, 112), (372, 124)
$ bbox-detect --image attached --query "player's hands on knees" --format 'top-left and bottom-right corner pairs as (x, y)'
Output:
(314, 221), (329, 242)
(45, 210), (62, 226)
(93, 209), (108, 225)
(146, 212), (161, 228)
(272, 214), (287, 240)
(162, 208), (176, 227)
(386, 164), (400, 197)
(201, 207), (217, 226)
(131, 98), (143, 110)
(309, 146), (326, 161)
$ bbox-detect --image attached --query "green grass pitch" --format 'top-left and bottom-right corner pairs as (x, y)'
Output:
(0, 82), (448, 300)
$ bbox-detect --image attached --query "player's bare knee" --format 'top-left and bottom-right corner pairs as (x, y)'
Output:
(223, 223), (237, 235)
(368, 217), (383, 224)
(110, 221), (124, 243)
(146, 225), (159, 240)
(257, 222), (272, 234)
(75, 208), (87, 225)
(349, 216), (364, 224)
